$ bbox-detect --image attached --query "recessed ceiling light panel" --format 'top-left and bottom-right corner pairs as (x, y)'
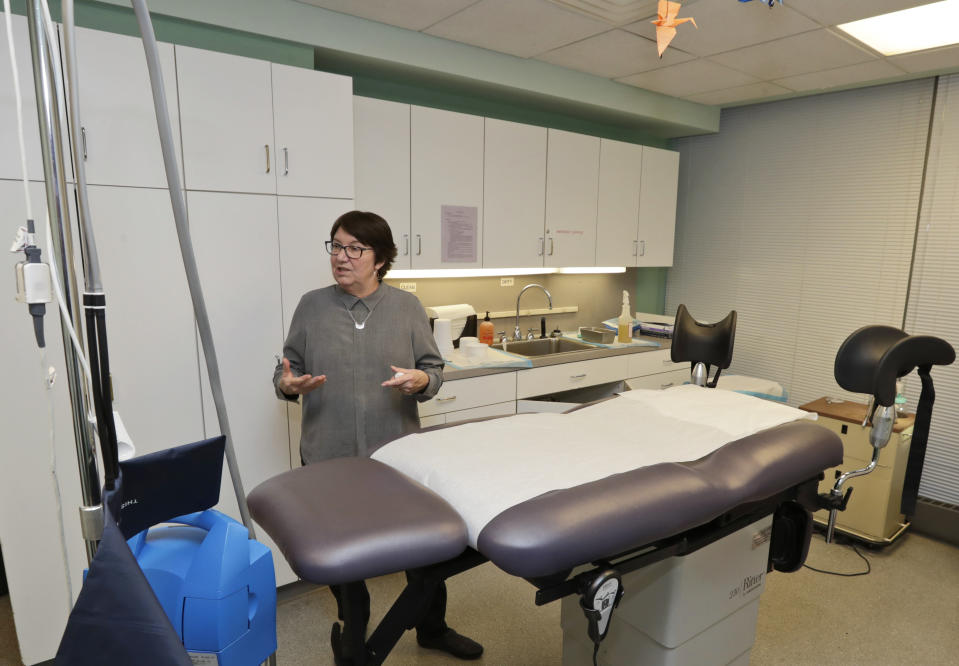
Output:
(837, 0), (959, 56)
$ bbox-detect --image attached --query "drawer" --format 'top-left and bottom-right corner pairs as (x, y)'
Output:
(419, 414), (446, 428)
(418, 372), (516, 417)
(516, 356), (627, 399)
(627, 348), (685, 378)
(625, 368), (689, 391)
(814, 417), (911, 469)
(445, 400), (516, 425)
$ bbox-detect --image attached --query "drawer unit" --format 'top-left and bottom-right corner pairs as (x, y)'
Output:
(802, 397), (915, 544)
(627, 348), (686, 379)
(516, 356), (627, 399)
(625, 368), (689, 391)
(418, 372), (516, 418)
(422, 400), (517, 428)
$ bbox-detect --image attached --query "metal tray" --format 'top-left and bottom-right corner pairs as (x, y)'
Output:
(580, 327), (615, 343)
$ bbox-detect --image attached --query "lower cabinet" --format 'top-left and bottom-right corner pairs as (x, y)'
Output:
(420, 348), (687, 427)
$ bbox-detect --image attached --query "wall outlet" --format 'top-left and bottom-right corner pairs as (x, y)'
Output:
(398, 282), (417, 292)
(500, 277), (514, 287)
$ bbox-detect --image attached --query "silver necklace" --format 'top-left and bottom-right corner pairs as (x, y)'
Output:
(345, 300), (376, 330)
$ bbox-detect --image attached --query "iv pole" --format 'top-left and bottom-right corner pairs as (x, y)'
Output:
(25, 0), (102, 564)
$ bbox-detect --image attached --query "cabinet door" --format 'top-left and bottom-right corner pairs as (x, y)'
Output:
(86, 186), (203, 454)
(276, 195), (352, 469)
(354, 97), (411, 268)
(595, 139), (642, 267)
(545, 129), (599, 267)
(0, 14), (58, 181)
(484, 118), (547, 268)
(73, 27), (182, 188)
(186, 191), (296, 584)
(411, 105), (484, 269)
(176, 46), (275, 194)
(272, 64), (353, 198)
(637, 146), (679, 267)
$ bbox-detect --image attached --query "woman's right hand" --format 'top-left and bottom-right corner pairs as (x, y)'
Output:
(278, 357), (326, 395)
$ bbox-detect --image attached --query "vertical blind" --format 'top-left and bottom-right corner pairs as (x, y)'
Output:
(904, 74), (959, 505)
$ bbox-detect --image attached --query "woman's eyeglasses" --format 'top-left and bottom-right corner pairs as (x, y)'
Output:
(325, 240), (372, 259)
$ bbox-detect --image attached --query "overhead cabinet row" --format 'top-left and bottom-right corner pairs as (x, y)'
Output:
(0, 19), (354, 198)
(354, 97), (679, 270)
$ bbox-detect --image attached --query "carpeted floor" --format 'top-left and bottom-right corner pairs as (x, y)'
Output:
(1, 531), (957, 664)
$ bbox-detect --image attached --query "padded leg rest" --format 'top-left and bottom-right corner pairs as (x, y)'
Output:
(247, 458), (468, 585)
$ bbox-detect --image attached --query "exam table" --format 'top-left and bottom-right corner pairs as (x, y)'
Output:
(249, 388), (841, 665)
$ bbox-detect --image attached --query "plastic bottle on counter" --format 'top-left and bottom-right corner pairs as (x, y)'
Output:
(617, 290), (632, 343)
(478, 310), (495, 345)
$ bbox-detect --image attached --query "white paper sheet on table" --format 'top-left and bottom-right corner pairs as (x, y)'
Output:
(372, 385), (815, 545)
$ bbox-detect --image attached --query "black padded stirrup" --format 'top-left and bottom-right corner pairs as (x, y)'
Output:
(901, 366), (934, 517)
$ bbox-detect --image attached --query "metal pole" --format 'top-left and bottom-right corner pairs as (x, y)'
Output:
(26, 0), (102, 564)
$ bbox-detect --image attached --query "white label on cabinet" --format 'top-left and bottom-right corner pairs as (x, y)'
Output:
(398, 282), (417, 292)
(441, 204), (478, 262)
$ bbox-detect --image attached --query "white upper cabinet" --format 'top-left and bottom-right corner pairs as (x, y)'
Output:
(595, 139), (643, 267)
(176, 46), (275, 194)
(72, 27), (181, 188)
(1, 14), (60, 182)
(545, 129), (599, 267)
(272, 64), (353, 198)
(483, 118), (547, 268)
(411, 105), (484, 269)
(637, 146), (679, 267)
(354, 97), (411, 268)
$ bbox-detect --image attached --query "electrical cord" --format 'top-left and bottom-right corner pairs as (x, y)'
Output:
(803, 538), (872, 577)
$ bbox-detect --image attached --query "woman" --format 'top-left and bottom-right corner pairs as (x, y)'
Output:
(273, 210), (482, 662)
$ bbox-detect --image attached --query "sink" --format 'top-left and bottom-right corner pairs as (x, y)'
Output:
(492, 338), (594, 357)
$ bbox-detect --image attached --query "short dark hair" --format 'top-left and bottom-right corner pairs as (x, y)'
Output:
(330, 211), (397, 280)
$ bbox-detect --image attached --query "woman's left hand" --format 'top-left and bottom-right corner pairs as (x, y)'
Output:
(381, 365), (429, 395)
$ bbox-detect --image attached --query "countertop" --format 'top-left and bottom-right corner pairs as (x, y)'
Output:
(444, 335), (674, 380)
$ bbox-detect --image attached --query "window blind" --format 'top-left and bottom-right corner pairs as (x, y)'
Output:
(667, 79), (934, 411)
(904, 74), (959, 506)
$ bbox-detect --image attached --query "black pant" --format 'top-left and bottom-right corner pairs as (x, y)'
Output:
(330, 575), (449, 645)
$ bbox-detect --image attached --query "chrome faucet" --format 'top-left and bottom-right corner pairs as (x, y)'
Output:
(515, 283), (553, 341)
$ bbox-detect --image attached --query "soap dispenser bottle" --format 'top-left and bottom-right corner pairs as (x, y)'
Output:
(617, 291), (632, 343)
(479, 311), (495, 345)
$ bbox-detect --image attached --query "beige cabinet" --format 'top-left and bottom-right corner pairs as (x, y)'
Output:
(802, 397), (915, 544)
(410, 105), (484, 268)
(419, 372), (517, 426)
(545, 129), (600, 267)
(636, 146), (679, 267)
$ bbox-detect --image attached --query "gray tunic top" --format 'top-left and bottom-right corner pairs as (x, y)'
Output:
(274, 283), (444, 463)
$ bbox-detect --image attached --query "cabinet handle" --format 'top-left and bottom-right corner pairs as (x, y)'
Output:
(283, 147), (289, 175)
(416, 234), (422, 256)
(548, 237), (554, 256)
(437, 396), (457, 403)
(632, 240), (638, 257)
(570, 373), (587, 379)
(660, 382), (674, 389)
(538, 237), (544, 256)
(81, 126), (87, 161)
(265, 144), (271, 173)
(403, 234), (409, 256)
(639, 240), (646, 256)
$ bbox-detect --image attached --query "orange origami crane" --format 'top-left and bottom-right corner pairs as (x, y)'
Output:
(651, 0), (697, 57)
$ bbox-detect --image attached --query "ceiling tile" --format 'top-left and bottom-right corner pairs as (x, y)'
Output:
(618, 59), (758, 97)
(683, 81), (792, 106)
(890, 44), (959, 74)
(545, 0), (661, 25)
(709, 29), (877, 80)
(293, 0), (478, 32)
(424, 0), (610, 58)
(623, 0), (820, 57)
(785, 0), (934, 27)
(775, 60), (907, 92)
(536, 28), (694, 78)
